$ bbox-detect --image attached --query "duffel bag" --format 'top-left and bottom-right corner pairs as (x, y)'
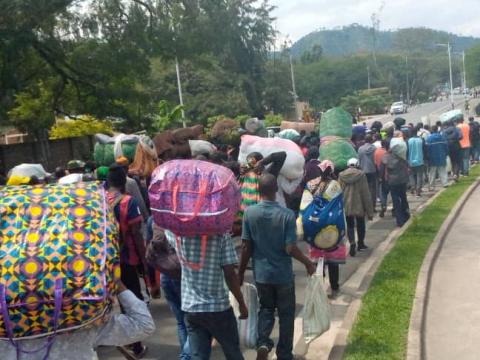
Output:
(0, 182), (119, 347)
(149, 160), (240, 236)
(302, 194), (346, 250)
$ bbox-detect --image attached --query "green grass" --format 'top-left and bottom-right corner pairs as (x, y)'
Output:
(344, 166), (480, 360)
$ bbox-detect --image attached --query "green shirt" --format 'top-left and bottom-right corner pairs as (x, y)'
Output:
(242, 200), (296, 284)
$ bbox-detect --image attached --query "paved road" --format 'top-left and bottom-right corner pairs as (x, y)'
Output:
(424, 184), (480, 360)
(98, 189), (443, 360)
(364, 95), (471, 128)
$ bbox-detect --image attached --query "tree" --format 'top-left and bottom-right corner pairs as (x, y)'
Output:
(466, 44), (480, 87)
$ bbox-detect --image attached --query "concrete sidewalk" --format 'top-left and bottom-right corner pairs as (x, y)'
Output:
(423, 185), (480, 360)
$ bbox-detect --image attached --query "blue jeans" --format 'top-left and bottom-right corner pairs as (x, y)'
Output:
(256, 282), (296, 360)
(185, 308), (243, 360)
(161, 275), (191, 360)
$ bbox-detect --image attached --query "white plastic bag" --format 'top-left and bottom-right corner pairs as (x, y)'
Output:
(302, 263), (331, 344)
(229, 283), (259, 349)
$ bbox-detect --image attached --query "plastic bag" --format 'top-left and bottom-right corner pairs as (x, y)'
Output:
(303, 265), (331, 344)
(229, 283), (259, 349)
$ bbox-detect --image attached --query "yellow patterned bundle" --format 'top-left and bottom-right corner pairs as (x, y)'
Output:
(0, 182), (120, 340)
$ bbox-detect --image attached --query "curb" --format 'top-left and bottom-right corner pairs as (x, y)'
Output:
(319, 185), (449, 360)
(406, 177), (480, 360)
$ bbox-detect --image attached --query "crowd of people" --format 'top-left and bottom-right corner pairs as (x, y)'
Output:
(1, 112), (479, 360)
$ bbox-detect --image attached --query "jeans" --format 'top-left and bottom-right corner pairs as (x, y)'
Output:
(409, 165), (424, 194)
(461, 147), (471, 175)
(161, 275), (191, 360)
(366, 173), (378, 211)
(185, 308), (243, 360)
(390, 184), (410, 227)
(345, 216), (366, 247)
(379, 181), (390, 209)
(472, 142), (480, 162)
(428, 166), (448, 188)
(256, 282), (296, 360)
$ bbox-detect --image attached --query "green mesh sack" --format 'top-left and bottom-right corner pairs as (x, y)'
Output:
(94, 143), (138, 166)
(319, 139), (357, 171)
(319, 107), (353, 139)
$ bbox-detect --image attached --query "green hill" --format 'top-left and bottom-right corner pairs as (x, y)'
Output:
(291, 24), (480, 57)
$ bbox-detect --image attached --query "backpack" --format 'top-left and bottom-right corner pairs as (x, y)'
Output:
(146, 225), (181, 280)
(302, 193), (346, 251)
(470, 122), (480, 143)
(149, 160), (240, 236)
(0, 183), (119, 354)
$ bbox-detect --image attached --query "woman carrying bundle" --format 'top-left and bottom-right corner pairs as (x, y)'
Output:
(298, 160), (347, 299)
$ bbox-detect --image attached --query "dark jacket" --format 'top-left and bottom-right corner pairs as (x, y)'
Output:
(339, 168), (374, 218)
(426, 132), (448, 167)
(380, 152), (409, 186)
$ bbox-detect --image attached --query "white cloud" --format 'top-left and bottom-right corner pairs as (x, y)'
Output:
(270, 0), (480, 41)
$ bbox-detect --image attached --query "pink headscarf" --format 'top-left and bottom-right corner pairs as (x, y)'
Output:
(318, 160), (335, 173)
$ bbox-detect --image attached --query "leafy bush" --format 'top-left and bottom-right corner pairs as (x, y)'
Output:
(50, 115), (113, 139)
(264, 114), (283, 127)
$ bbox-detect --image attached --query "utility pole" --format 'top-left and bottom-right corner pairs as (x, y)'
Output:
(175, 56), (186, 128)
(447, 43), (454, 109)
(289, 52), (299, 120)
(405, 56), (410, 105)
(462, 51), (467, 90)
(367, 66), (371, 90)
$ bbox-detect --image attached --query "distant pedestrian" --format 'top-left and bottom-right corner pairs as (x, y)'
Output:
(357, 134), (378, 212)
(380, 143), (410, 227)
(443, 120), (462, 180)
(374, 140), (389, 217)
(239, 173), (315, 360)
(457, 117), (471, 176)
(339, 158), (374, 256)
(426, 126), (449, 190)
(407, 132), (425, 197)
(468, 117), (480, 163)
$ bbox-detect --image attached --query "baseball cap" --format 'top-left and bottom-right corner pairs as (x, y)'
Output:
(347, 158), (359, 168)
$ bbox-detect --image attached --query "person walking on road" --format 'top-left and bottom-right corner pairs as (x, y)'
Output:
(358, 134), (378, 212)
(298, 160), (347, 298)
(443, 120), (462, 180)
(407, 131), (426, 197)
(165, 229), (248, 360)
(339, 158), (374, 256)
(457, 117), (471, 176)
(468, 117), (480, 163)
(375, 140), (389, 217)
(380, 143), (410, 227)
(426, 125), (449, 190)
(239, 173), (315, 360)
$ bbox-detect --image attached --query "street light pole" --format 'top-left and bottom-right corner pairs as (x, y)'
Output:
(462, 51), (467, 90)
(447, 42), (455, 109)
(405, 56), (410, 105)
(367, 65), (371, 90)
(289, 52), (299, 120)
(175, 56), (186, 128)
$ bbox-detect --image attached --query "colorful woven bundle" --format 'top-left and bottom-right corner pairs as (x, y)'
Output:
(0, 182), (120, 340)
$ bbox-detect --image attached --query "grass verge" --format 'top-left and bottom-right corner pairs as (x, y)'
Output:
(343, 166), (480, 360)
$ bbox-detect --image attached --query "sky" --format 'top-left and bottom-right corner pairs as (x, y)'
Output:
(270, 0), (480, 43)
